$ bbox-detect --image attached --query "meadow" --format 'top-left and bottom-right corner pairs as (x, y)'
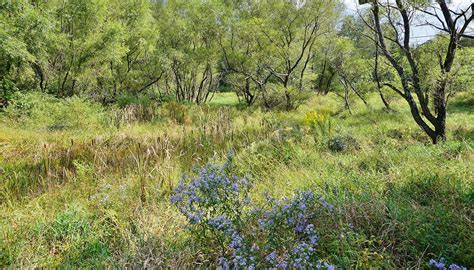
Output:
(0, 92), (472, 269)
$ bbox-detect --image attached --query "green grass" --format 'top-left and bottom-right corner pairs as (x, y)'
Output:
(207, 92), (241, 106)
(0, 92), (472, 268)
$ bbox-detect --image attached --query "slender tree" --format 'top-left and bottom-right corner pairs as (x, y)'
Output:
(361, 0), (473, 143)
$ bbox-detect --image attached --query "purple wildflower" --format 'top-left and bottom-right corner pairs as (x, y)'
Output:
(429, 258), (467, 270)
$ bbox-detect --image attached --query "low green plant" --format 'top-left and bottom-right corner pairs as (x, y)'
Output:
(327, 134), (358, 152)
(303, 109), (333, 138)
(3, 92), (107, 131)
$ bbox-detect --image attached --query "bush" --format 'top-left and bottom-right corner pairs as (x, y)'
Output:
(2, 92), (107, 131)
(116, 94), (154, 109)
(327, 134), (358, 152)
(303, 109), (333, 138)
(218, 191), (335, 269)
(259, 84), (311, 110)
(171, 153), (252, 227)
(0, 78), (18, 109)
(170, 155), (335, 269)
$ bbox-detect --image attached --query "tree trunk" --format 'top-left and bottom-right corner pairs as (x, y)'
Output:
(374, 43), (391, 111)
(243, 77), (254, 105)
(32, 62), (46, 92)
(317, 59), (327, 92)
(432, 83), (447, 144)
(341, 79), (352, 115)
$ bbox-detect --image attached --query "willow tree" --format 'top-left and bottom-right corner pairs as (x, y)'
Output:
(0, 1), (49, 105)
(219, 1), (276, 107)
(106, 0), (164, 102)
(256, 0), (339, 109)
(156, 0), (225, 104)
(361, 0), (473, 143)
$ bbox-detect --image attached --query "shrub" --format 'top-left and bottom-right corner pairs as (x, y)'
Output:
(3, 92), (107, 131)
(327, 134), (358, 152)
(0, 78), (18, 109)
(260, 84), (311, 110)
(116, 94), (153, 109)
(215, 191), (335, 270)
(170, 156), (335, 269)
(170, 153), (252, 227)
(303, 109), (333, 137)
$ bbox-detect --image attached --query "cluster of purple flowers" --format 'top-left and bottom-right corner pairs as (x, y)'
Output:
(170, 155), (252, 226)
(214, 191), (336, 268)
(171, 156), (335, 269)
(254, 191), (335, 269)
(216, 191), (335, 269)
(429, 258), (467, 270)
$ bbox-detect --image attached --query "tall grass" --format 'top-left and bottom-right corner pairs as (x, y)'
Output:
(0, 92), (472, 268)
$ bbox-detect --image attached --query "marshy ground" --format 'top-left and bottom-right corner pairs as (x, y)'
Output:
(1, 92), (472, 268)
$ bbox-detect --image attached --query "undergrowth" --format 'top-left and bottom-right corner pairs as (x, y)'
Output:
(0, 92), (472, 268)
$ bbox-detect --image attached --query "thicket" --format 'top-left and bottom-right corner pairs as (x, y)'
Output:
(1, 0), (473, 143)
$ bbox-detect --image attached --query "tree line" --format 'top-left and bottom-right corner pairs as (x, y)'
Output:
(0, 0), (473, 143)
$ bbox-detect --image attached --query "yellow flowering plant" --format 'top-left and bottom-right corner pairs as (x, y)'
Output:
(303, 109), (332, 137)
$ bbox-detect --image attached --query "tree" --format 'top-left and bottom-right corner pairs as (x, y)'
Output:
(330, 38), (371, 113)
(0, 1), (48, 105)
(310, 40), (338, 95)
(363, 0), (473, 144)
(256, 0), (337, 109)
(156, 0), (225, 104)
(219, 2), (273, 106)
(106, 0), (164, 102)
(339, 14), (393, 110)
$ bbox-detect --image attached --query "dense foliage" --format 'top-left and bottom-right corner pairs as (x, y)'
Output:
(2, 0), (472, 142)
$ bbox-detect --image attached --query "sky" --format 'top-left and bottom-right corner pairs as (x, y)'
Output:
(343, 0), (474, 44)
(344, 0), (473, 11)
